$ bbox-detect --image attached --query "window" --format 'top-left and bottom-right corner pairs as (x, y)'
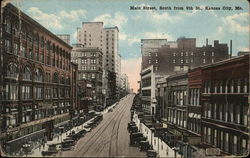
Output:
(23, 66), (32, 81)
(203, 52), (206, 56)
(186, 52), (188, 56)
(214, 129), (217, 146)
(149, 60), (151, 64)
(203, 59), (206, 64)
(212, 52), (214, 56)
(81, 59), (87, 64)
(155, 53), (158, 56)
(181, 59), (183, 63)
(155, 59), (158, 64)
(21, 85), (32, 99)
(185, 59), (189, 63)
(4, 17), (11, 33)
(181, 52), (183, 56)
(173, 59), (175, 63)
(53, 88), (58, 98)
(82, 66), (87, 70)
(13, 43), (18, 55)
(91, 74), (95, 79)
(233, 136), (237, 154)
(211, 58), (214, 63)
(6, 63), (18, 78)
(5, 40), (11, 53)
(5, 84), (18, 100)
(35, 69), (43, 82)
(35, 87), (43, 99)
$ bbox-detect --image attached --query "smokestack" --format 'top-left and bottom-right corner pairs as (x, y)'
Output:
(206, 38), (208, 46)
(230, 40), (232, 58)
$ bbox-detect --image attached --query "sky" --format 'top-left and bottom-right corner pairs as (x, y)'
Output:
(6, 0), (250, 92)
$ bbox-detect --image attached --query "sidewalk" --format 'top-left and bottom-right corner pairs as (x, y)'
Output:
(28, 117), (95, 157)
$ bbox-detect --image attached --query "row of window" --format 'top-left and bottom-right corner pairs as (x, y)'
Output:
(167, 108), (187, 128)
(203, 102), (248, 126)
(173, 51), (215, 57)
(3, 17), (70, 58)
(168, 90), (187, 106)
(204, 79), (249, 94)
(4, 83), (70, 100)
(80, 66), (97, 71)
(5, 40), (70, 71)
(203, 127), (248, 155)
(5, 104), (70, 127)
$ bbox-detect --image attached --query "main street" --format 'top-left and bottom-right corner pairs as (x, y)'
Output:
(59, 94), (146, 157)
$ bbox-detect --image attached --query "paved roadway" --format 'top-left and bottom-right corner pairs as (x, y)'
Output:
(59, 94), (146, 157)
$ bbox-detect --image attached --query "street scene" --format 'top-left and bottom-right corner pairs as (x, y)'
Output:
(0, 0), (249, 158)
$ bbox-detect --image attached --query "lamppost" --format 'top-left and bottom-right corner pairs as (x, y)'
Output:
(150, 127), (155, 149)
(102, 89), (106, 110)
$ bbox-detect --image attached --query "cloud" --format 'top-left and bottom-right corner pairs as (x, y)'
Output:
(126, 32), (173, 46)
(92, 12), (128, 29)
(144, 32), (173, 40)
(121, 57), (142, 92)
(127, 36), (140, 45)
(27, 7), (63, 30)
(238, 47), (250, 52)
(27, 7), (86, 31)
(222, 12), (249, 33)
(59, 9), (87, 21)
(119, 32), (127, 40)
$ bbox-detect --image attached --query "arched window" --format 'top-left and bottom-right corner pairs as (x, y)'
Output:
(7, 63), (18, 78)
(53, 73), (58, 83)
(23, 66), (32, 81)
(4, 16), (11, 33)
(35, 69), (43, 82)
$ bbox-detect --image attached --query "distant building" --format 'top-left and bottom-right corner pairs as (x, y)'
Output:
(141, 37), (229, 76)
(71, 44), (103, 110)
(76, 22), (121, 105)
(57, 34), (70, 45)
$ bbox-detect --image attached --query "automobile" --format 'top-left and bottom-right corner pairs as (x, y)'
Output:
(127, 122), (136, 130)
(130, 132), (144, 146)
(128, 125), (138, 133)
(108, 108), (113, 112)
(146, 150), (157, 158)
(139, 141), (151, 151)
(41, 144), (59, 156)
(61, 139), (74, 151)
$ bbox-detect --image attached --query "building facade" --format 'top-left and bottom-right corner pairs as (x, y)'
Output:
(56, 34), (70, 45)
(71, 44), (103, 110)
(157, 38), (229, 75)
(76, 22), (121, 105)
(1, 3), (75, 154)
(201, 54), (249, 156)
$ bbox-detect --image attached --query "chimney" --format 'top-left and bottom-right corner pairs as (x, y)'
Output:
(230, 40), (232, 58)
(206, 38), (208, 46)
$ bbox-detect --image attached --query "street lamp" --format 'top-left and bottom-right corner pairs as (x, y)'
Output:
(102, 89), (106, 109)
(150, 127), (155, 149)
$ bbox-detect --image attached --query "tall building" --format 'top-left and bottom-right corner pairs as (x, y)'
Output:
(56, 34), (70, 45)
(141, 39), (168, 71)
(76, 22), (121, 105)
(1, 3), (76, 155)
(71, 44), (103, 111)
(121, 74), (130, 95)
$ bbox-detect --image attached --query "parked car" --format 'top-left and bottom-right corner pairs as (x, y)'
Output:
(130, 132), (144, 146)
(61, 139), (74, 151)
(128, 125), (138, 133)
(146, 150), (157, 158)
(139, 140), (151, 151)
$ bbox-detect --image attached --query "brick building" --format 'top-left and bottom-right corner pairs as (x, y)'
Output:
(142, 37), (229, 75)
(201, 54), (249, 156)
(0, 3), (76, 154)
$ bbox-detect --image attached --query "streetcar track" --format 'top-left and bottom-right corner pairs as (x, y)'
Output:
(75, 95), (131, 157)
